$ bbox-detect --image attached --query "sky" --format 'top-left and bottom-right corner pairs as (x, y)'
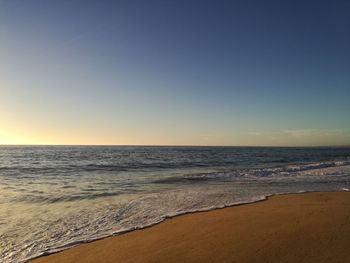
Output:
(1, 0), (349, 146)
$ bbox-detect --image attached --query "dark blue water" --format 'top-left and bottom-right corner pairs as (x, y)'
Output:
(1, 146), (350, 262)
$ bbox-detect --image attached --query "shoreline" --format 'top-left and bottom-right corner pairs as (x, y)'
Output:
(30, 191), (350, 263)
(25, 191), (315, 262)
(25, 190), (346, 262)
(26, 193), (270, 262)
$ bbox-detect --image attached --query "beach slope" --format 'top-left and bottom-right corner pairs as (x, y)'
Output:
(32, 192), (350, 263)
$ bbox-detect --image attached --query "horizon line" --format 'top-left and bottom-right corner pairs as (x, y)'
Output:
(1, 144), (350, 148)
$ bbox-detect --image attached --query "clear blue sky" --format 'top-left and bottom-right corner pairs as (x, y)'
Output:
(1, 0), (349, 146)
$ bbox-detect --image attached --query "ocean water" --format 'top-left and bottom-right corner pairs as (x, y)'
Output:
(1, 146), (350, 262)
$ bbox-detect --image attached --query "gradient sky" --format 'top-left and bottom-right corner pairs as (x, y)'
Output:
(1, 0), (349, 146)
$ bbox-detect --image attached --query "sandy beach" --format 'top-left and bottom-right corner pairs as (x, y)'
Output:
(31, 192), (350, 263)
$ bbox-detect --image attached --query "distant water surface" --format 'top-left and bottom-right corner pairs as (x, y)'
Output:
(1, 146), (350, 262)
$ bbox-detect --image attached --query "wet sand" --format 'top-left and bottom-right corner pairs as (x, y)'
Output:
(31, 192), (350, 263)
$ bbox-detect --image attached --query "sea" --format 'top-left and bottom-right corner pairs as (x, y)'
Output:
(1, 146), (350, 262)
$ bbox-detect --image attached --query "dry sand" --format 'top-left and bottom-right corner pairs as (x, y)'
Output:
(31, 192), (350, 263)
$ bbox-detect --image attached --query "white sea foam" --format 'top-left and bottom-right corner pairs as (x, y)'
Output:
(172, 161), (350, 182)
(3, 189), (270, 263)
